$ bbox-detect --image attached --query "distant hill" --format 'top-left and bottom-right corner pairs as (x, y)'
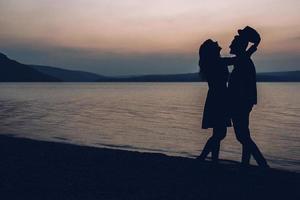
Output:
(257, 71), (300, 82)
(0, 52), (110, 82)
(1, 52), (300, 82)
(32, 65), (110, 82)
(97, 71), (300, 82)
(97, 73), (202, 82)
(0, 52), (59, 82)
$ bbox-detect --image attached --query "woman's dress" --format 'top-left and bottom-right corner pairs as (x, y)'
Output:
(202, 59), (231, 129)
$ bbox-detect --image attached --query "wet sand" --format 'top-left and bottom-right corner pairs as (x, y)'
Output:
(0, 135), (299, 200)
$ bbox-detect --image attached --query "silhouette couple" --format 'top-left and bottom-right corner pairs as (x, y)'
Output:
(197, 26), (269, 168)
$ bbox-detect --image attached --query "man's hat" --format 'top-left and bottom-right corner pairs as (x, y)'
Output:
(238, 26), (260, 44)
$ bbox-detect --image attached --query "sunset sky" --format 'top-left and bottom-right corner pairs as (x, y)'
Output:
(1, 0), (300, 75)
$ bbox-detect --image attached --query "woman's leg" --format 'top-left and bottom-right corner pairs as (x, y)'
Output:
(198, 135), (214, 160)
(198, 126), (227, 161)
(211, 126), (227, 162)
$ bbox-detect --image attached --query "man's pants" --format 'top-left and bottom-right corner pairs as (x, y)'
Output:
(232, 107), (268, 166)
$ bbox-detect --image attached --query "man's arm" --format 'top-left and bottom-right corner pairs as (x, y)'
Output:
(245, 45), (257, 57)
(246, 35), (261, 57)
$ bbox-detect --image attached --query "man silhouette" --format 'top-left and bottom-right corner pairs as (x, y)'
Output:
(228, 26), (269, 168)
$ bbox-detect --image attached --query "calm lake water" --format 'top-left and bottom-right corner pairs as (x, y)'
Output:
(0, 83), (299, 172)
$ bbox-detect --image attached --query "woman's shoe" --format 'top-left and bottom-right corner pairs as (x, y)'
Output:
(196, 155), (206, 161)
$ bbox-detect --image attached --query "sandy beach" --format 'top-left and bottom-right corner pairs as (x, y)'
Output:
(0, 135), (299, 200)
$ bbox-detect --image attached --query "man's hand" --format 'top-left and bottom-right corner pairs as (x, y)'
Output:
(253, 35), (261, 48)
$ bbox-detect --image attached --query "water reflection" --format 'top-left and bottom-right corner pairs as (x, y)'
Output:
(0, 83), (299, 171)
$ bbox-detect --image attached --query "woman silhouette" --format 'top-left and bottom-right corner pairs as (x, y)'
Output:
(197, 39), (256, 163)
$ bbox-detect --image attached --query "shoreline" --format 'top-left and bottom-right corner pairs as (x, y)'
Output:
(1, 135), (299, 199)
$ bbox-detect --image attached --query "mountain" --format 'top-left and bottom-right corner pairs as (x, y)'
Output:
(0, 52), (110, 82)
(97, 73), (203, 82)
(32, 65), (110, 82)
(0, 52), (59, 82)
(1, 52), (300, 82)
(257, 71), (300, 82)
(97, 71), (300, 82)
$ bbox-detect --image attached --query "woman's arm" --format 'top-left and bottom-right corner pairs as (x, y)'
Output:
(222, 56), (237, 66)
(222, 45), (257, 65)
(222, 35), (260, 65)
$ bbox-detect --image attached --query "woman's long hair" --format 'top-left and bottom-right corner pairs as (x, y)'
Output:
(198, 39), (219, 80)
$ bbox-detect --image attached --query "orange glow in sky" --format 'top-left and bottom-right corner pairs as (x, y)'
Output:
(0, 0), (299, 75)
